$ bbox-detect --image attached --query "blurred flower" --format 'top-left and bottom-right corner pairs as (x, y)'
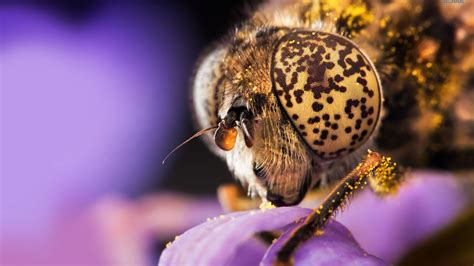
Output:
(1, 3), (195, 265)
(158, 171), (469, 266)
(2, 192), (222, 266)
(86, 193), (222, 266)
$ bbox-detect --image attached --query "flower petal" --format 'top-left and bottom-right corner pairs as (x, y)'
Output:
(261, 219), (385, 266)
(159, 207), (311, 266)
(335, 171), (467, 263)
(227, 237), (268, 266)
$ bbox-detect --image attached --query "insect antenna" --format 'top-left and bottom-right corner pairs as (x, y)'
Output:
(162, 126), (218, 164)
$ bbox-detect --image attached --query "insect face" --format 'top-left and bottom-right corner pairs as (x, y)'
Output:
(193, 28), (382, 206)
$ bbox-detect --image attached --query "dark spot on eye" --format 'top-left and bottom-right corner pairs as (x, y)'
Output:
(345, 127), (352, 133)
(363, 86), (375, 98)
(334, 114), (341, 120)
(294, 90), (304, 103)
(313, 140), (324, 146)
(313, 128), (320, 133)
(296, 66), (306, 72)
(312, 102), (324, 112)
(356, 77), (367, 86)
(331, 123), (338, 130)
(321, 130), (329, 139)
(325, 121), (331, 127)
(352, 134), (359, 140)
(308, 116), (321, 124)
(302, 132), (308, 136)
(331, 135), (338, 140)
(326, 97), (334, 104)
(299, 124), (306, 130)
(292, 114), (299, 120)
(368, 118), (374, 125)
(368, 107), (374, 115)
(322, 114), (330, 121)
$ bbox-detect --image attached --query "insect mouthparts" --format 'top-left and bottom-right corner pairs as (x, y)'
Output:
(161, 126), (218, 164)
(214, 107), (255, 151)
(214, 122), (238, 151)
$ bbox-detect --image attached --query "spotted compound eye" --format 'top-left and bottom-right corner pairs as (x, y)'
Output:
(271, 31), (382, 160)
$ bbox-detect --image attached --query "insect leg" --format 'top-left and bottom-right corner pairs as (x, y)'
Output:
(274, 151), (402, 265)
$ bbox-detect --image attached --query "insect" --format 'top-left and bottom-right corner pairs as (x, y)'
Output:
(187, 0), (473, 264)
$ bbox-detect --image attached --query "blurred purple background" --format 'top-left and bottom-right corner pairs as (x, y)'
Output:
(1, 1), (248, 265)
(2, 2), (188, 234)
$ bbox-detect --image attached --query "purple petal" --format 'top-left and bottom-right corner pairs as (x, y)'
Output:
(159, 207), (311, 266)
(335, 171), (467, 263)
(227, 237), (268, 266)
(261, 220), (385, 266)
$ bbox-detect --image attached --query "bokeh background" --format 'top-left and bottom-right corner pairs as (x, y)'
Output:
(1, 1), (254, 265)
(1, 1), (473, 266)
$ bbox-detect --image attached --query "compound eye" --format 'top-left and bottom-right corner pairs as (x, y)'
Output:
(271, 31), (382, 160)
(214, 126), (238, 151)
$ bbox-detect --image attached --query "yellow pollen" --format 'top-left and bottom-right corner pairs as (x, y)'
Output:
(315, 229), (325, 236)
(259, 201), (276, 210)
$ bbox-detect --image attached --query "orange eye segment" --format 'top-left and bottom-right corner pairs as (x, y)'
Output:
(214, 127), (238, 151)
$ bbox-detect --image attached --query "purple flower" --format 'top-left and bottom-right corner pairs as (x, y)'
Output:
(159, 207), (384, 265)
(333, 171), (467, 263)
(158, 171), (468, 266)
